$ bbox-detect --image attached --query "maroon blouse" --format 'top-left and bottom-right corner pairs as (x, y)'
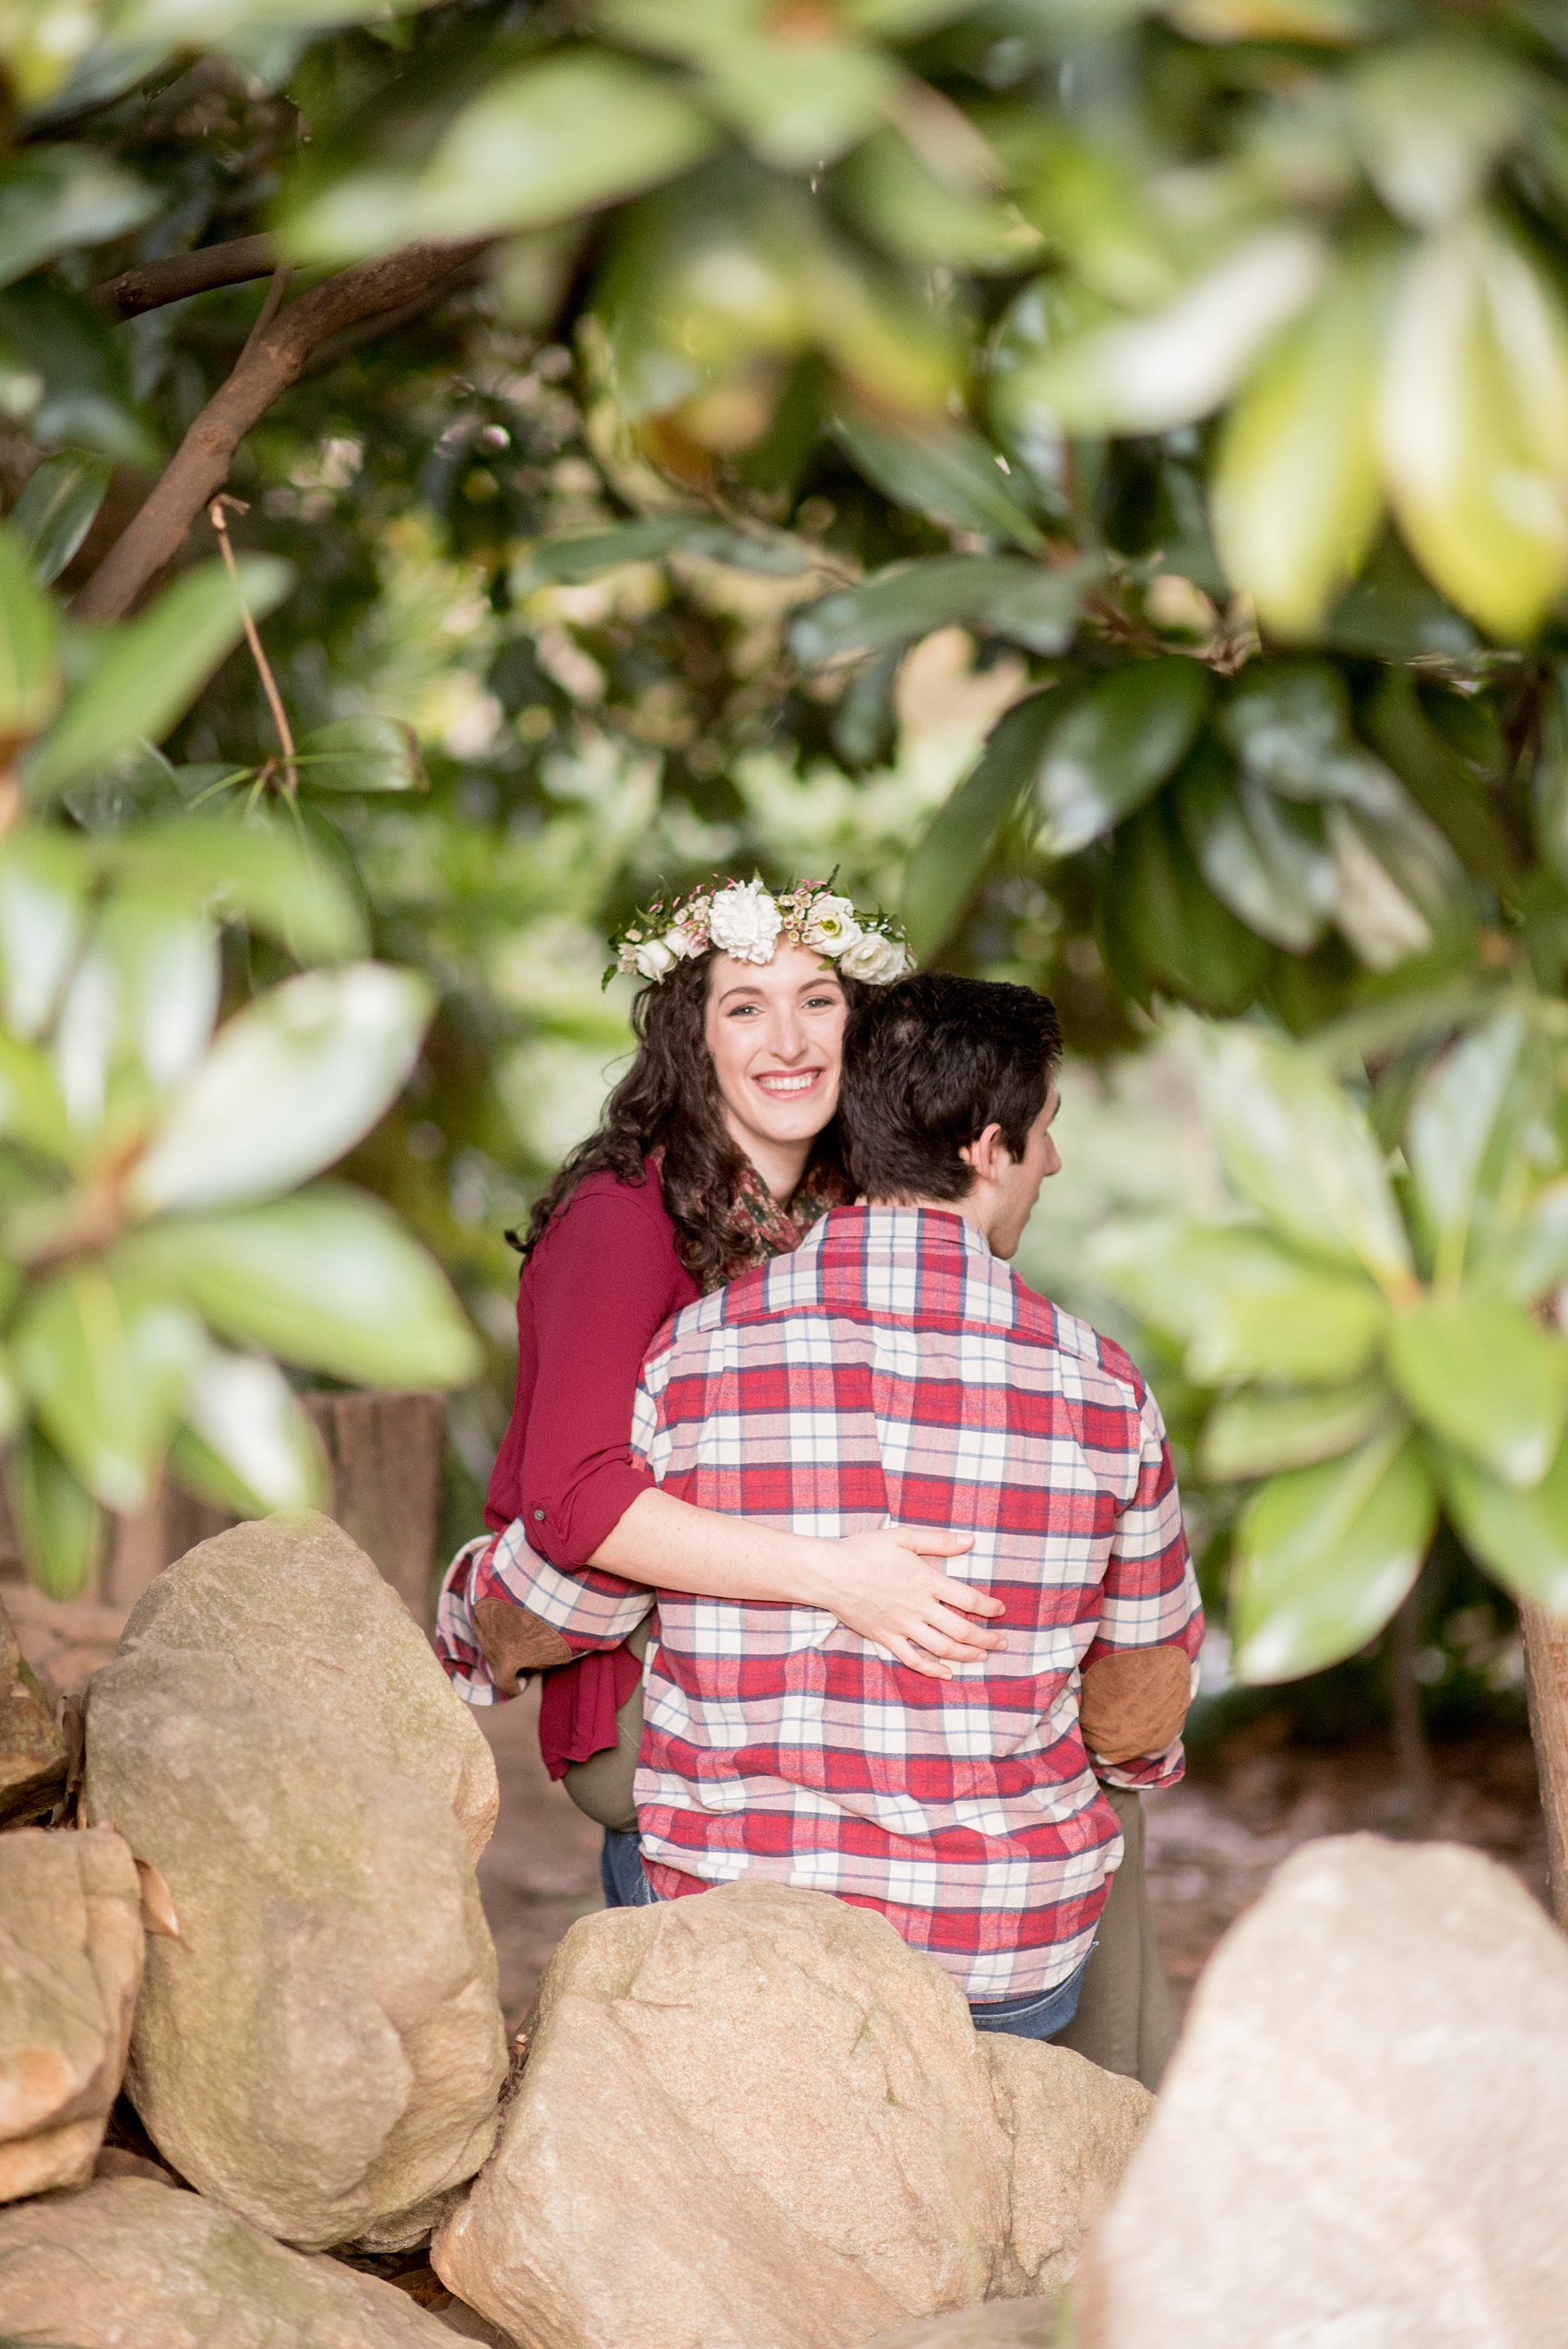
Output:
(486, 1163), (698, 1777)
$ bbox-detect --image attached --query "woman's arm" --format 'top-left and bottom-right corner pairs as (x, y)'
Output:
(591, 1489), (1002, 1680)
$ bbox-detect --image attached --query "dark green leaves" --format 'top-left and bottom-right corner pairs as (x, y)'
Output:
(834, 405), (1045, 551)
(295, 716), (426, 796)
(0, 149), (155, 293)
(11, 451), (111, 587)
(903, 690), (1053, 960)
(790, 555), (1092, 665)
(1032, 660), (1209, 858)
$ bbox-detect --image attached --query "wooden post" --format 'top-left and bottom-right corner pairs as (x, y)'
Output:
(303, 1389), (447, 1633)
(1521, 1602), (1568, 1929)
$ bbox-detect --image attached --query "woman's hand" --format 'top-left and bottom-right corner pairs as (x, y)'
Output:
(818, 1526), (1004, 1679)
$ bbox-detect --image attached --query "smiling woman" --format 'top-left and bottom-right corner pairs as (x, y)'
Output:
(435, 876), (1004, 1905)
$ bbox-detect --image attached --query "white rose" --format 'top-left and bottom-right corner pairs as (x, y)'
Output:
(663, 924), (698, 960)
(802, 894), (861, 955)
(839, 930), (909, 984)
(708, 879), (783, 966)
(633, 936), (678, 980)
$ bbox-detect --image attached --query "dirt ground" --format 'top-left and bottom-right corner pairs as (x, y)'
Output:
(477, 1686), (1553, 2033)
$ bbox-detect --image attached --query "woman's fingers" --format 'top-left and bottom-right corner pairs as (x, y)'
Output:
(897, 1528), (975, 1557)
(887, 1638), (953, 1679)
(922, 1573), (1004, 1621)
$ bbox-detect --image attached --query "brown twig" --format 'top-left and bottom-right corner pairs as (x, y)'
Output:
(208, 495), (297, 795)
(77, 240), (492, 625)
(94, 233), (280, 321)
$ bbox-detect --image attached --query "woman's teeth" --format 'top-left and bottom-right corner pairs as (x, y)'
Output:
(756, 1071), (818, 1095)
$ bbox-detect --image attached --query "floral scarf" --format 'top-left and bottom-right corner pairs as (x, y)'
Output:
(711, 1156), (849, 1292)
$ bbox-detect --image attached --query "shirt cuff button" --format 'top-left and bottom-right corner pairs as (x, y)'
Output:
(532, 1508), (545, 1522)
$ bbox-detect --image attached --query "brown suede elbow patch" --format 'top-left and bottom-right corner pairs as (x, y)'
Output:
(1079, 1645), (1193, 1765)
(472, 1596), (574, 1686)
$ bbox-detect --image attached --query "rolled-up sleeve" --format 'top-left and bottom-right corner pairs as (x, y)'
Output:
(1084, 1383), (1204, 1791)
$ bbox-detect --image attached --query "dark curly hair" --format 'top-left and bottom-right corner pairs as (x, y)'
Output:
(516, 951), (864, 1291)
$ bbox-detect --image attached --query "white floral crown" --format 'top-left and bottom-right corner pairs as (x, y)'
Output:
(607, 876), (913, 988)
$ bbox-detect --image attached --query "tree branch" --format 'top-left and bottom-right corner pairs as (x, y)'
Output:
(76, 242), (490, 626)
(94, 235), (280, 322)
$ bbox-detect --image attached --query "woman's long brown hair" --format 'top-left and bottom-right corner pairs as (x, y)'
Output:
(516, 951), (863, 1291)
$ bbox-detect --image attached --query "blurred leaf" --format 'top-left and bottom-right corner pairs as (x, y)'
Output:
(1491, 1179), (1568, 1306)
(0, 279), (157, 468)
(288, 53), (719, 257)
(904, 690), (1055, 960)
(838, 131), (1042, 272)
(790, 554), (1092, 664)
(29, 558), (292, 801)
(988, 274), (1116, 519)
(833, 402), (1045, 550)
(1442, 1441), (1568, 1612)
(1088, 1218), (1388, 1385)
(180, 1348), (328, 1514)
(1377, 222), (1568, 639)
(1405, 1010), (1526, 1270)
(11, 451), (111, 589)
(1386, 1286), (1567, 1488)
(0, 148), (155, 293)
(108, 815), (365, 963)
(1201, 1378), (1399, 1481)
(702, 36), (895, 170)
(295, 715), (426, 796)
(1212, 254), (1386, 638)
(1019, 231), (1326, 436)
(1033, 659), (1209, 859)
(125, 1185), (481, 1388)
(12, 1266), (205, 1512)
(1198, 1024), (1414, 1288)
(1231, 1429), (1436, 1684)
(0, 829), (83, 1040)
(1349, 37), (1526, 231)
(1176, 750), (1335, 953)
(1103, 799), (1269, 1017)
(6, 1425), (103, 1602)
(0, 523), (62, 748)
(1363, 670), (1521, 896)
(127, 963), (433, 1218)
(519, 519), (703, 585)
(1018, 129), (1179, 312)
(1324, 536), (1481, 662)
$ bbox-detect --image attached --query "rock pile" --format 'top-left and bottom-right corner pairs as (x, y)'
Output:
(433, 1880), (1150, 2349)
(0, 1827), (144, 2199)
(0, 1590), (66, 1825)
(1080, 1834), (1568, 2348)
(83, 1512), (507, 2249)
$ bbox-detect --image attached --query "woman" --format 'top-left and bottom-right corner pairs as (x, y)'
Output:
(438, 876), (1004, 1902)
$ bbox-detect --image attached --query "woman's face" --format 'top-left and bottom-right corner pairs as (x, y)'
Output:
(703, 942), (848, 1170)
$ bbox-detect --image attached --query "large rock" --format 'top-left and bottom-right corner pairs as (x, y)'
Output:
(0, 2175), (466, 2348)
(0, 1589), (66, 1824)
(862, 2307), (1062, 2349)
(84, 1513), (506, 2249)
(1081, 1834), (1568, 2349)
(0, 1827), (144, 2200)
(434, 1881), (1148, 2349)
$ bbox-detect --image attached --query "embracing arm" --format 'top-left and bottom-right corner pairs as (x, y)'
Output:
(1081, 1382), (1204, 1780)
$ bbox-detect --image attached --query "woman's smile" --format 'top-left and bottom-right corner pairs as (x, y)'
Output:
(753, 1067), (825, 1098)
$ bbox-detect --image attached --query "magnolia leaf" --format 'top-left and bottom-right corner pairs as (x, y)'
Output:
(518, 519), (701, 587)
(1211, 254), (1387, 638)
(181, 1348), (328, 1514)
(1176, 757), (1334, 953)
(1018, 230), (1327, 436)
(295, 715), (426, 795)
(12, 1268), (206, 1514)
(1200, 1378), (1399, 1482)
(790, 554), (1091, 665)
(1377, 223), (1568, 640)
(701, 37), (895, 171)
(1087, 1218), (1388, 1387)
(1405, 1011), (1526, 1268)
(124, 1186), (481, 1388)
(1491, 1179), (1568, 1306)
(1102, 801), (1270, 1018)
(1364, 668), (1521, 895)
(1441, 1443), (1568, 1613)
(127, 963), (433, 1218)
(1348, 36), (1526, 232)
(0, 148), (156, 295)
(109, 816), (366, 963)
(833, 404), (1045, 550)
(11, 452), (111, 589)
(904, 692), (1055, 960)
(0, 524), (64, 747)
(28, 558), (293, 801)
(1385, 1287), (1568, 1489)
(1198, 1025), (1414, 1289)
(134, 1855), (184, 1944)
(1032, 660), (1209, 858)
(0, 830), (84, 1040)
(6, 1426), (103, 1603)
(1231, 1429), (1436, 1685)
(0, 279), (158, 470)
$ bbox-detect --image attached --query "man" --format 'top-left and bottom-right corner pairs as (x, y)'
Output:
(479, 973), (1201, 2073)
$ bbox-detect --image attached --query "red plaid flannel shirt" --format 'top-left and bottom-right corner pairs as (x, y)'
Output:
(442, 1205), (1201, 2000)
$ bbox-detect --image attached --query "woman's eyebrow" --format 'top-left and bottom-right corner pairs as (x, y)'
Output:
(718, 985), (766, 1005)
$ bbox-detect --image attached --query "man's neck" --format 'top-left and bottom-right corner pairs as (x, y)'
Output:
(865, 1194), (992, 1249)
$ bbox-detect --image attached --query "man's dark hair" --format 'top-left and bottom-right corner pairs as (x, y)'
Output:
(839, 972), (1063, 1202)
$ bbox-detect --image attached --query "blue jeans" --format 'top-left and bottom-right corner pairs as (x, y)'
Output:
(602, 1828), (1091, 2041)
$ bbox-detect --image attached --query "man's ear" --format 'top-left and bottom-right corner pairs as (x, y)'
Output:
(958, 1122), (1008, 1186)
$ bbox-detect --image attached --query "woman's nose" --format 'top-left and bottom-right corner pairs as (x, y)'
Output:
(767, 1006), (807, 1059)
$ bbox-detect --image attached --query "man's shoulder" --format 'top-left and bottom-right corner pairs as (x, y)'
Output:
(1004, 1270), (1149, 1405)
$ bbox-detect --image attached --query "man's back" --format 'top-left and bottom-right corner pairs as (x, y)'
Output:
(634, 1202), (1201, 2001)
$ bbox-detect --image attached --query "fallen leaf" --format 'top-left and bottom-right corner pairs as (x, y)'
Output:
(134, 1856), (184, 1943)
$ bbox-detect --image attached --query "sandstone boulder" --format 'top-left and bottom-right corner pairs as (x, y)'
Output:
(862, 2305), (1062, 2349)
(0, 1589), (66, 1824)
(84, 1514), (507, 2249)
(434, 1880), (1148, 2349)
(1081, 1834), (1568, 2349)
(0, 2176), (466, 2348)
(0, 1827), (144, 2200)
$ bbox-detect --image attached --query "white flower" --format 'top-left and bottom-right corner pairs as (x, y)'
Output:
(633, 936), (679, 980)
(708, 879), (783, 966)
(663, 924), (699, 960)
(840, 930), (909, 984)
(802, 894), (861, 955)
